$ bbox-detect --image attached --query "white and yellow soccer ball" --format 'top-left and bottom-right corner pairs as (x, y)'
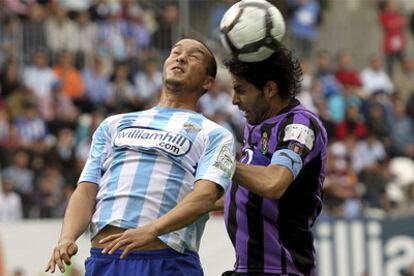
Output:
(219, 0), (286, 62)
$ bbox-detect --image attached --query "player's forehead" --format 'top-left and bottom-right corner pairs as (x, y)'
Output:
(172, 39), (210, 57)
(231, 75), (252, 89)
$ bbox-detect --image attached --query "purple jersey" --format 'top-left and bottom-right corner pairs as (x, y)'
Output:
(224, 100), (327, 275)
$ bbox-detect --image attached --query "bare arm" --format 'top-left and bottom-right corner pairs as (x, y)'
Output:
(100, 180), (222, 258)
(233, 161), (293, 200)
(151, 179), (222, 234)
(45, 182), (98, 273)
(210, 195), (225, 212)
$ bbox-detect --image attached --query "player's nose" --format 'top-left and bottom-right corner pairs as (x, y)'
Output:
(176, 52), (187, 64)
(232, 93), (240, 105)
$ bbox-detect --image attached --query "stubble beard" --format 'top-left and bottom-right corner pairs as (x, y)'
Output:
(165, 78), (184, 93)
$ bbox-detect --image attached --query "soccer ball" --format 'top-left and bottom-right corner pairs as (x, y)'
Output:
(219, 0), (286, 62)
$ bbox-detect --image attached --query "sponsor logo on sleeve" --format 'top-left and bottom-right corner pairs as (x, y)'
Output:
(283, 124), (315, 150)
(290, 142), (305, 155)
(213, 145), (235, 178)
(114, 127), (191, 156)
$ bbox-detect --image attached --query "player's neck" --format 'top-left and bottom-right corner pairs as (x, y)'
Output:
(158, 91), (198, 111)
(266, 98), (292, 119)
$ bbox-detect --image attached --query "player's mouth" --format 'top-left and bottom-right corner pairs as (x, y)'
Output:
(171, 66), (184, 73)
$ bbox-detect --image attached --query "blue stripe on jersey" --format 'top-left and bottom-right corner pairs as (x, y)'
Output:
(157, 114), (203, 217)
(81, 119), (110, 184)
(98, 113), (140, 229)
(183, 213), (209, 251)
(157, 114), (203, 246)
(195, 128), (224, 184)
(120, 110), (171, 228)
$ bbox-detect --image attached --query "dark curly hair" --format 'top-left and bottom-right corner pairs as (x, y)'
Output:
(224, 43), (302, 100)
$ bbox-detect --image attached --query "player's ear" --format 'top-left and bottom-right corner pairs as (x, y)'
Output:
(202, 76), (215, 92)
(264, 81), (278, 99)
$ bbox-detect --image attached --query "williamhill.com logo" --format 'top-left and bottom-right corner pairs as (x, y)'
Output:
(114, 127), (191, 156)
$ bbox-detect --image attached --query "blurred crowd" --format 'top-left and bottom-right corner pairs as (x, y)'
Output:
(0, 0), (414, 223)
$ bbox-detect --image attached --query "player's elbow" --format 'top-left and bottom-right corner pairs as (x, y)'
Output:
(265, 182), (285, 200)
(199, 189), (223, 213)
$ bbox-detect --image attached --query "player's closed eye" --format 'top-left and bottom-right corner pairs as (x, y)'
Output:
(190, 54), (201, 60)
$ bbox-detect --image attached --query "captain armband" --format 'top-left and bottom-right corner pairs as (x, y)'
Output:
(270, 149), (303, 179)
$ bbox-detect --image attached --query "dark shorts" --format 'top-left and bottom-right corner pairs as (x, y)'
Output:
(85, 247), (203, 276)
(222, 272), (303, 276)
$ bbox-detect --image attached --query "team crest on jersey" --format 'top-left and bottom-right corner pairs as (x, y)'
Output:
(114, 127), (191, 156)
(260, 131), (269, 155)
(213, 145), (235, 178)
(183, 123), (201, 133)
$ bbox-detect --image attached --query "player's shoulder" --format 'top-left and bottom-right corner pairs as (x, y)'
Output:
(98, 110), (146, 132)
(285, 104), (324, 129)
(283, 104), (327, 145)
(101, 112), (137, 126)
(290, 103), (320, 120)
(199, 116), (234, 138)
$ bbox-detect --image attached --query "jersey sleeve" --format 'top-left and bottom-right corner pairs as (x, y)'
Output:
(271, 113), (319, 178)
(195, 128), (236, 190)
(78, 118), (112, 185)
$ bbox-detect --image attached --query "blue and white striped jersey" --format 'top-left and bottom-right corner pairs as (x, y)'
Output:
(79, 106), (236, 253)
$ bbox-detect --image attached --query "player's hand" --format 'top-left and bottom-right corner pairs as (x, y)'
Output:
(99, 224), (158, 259)
(45, 239), (78, 273)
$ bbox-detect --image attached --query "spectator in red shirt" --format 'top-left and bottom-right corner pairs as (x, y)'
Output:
(335, 104), (367, 141)
(335, 50), (362, 87)
(379, 0), (406, 77)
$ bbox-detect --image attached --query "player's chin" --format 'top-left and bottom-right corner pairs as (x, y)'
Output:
(245, 114), (259, 125)
(244, 114), (254, 124)
(167, 69), (186, 78)
(165, 77), (184, 87)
